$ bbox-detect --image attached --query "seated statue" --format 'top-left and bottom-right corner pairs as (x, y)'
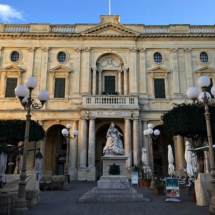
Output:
(103, 122), (124, 156)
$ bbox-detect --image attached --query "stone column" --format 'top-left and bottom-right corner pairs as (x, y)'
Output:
(133, 118), (140, 165)
(124, 118), (132, 169)
(177, 135), (185, 176)
(38, 120), (45, 175)
(118, 70), (122, 95)
(73, 47), (82, 94)
(173, 136), (179, 176)
(27, 47), (35, 77)
(129, 48), (138, 95)
(78, 118), (87, 181)
(123, 67), (128, 95)
(184, 48), (193, 87)
(81, 47), (91, 94)
(171, 48), (180, 95)
(69, 120), (78, 181)
(92, 67), (97, 95)
(98, 69), (102, 95)
(40, 47), (49, 91)
(87, 118), (96, 181)
(139, 49), (147, 94)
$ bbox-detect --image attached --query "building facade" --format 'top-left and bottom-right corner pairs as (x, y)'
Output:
(0, 15), (214, 180)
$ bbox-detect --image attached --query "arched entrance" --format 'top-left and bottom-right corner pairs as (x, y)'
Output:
(44, 124), (66, 175)
(95, 122), (124, 179)
(153, 125), (174, 177)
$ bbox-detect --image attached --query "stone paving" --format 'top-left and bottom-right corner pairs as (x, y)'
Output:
(29, 182), (208, 215)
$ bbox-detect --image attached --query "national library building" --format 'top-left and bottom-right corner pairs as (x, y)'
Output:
(0, 15), (214, 181)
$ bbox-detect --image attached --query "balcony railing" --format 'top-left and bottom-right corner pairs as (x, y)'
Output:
(144, 26), (170, 34)
(82, 95), (138, 106)
(51, 25), (76, 33)
(4, 24), (30, 32)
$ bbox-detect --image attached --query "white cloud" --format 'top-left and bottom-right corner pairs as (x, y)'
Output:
(0, 4), (25, 22)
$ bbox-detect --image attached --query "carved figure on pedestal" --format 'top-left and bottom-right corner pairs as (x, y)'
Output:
(103, 122), (124, 155)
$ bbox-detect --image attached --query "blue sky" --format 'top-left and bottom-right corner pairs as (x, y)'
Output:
(0, 0), (215, 25)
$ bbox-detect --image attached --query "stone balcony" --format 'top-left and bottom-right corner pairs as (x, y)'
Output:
(82, 95), (139, 109)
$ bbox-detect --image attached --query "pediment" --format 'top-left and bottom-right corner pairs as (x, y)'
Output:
(195, 66), (215, 74)
(1, 65), (25, 73)
(148, 66), (170, 73)
(49, 65), (72, 73)
(81, 22), (139, 36)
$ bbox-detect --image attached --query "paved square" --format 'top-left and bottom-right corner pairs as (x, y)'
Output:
(29, 182), (208, 215)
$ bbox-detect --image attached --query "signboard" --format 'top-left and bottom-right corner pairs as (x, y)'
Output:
(166, 178), (180, 198)
(131, 171), (138, 186)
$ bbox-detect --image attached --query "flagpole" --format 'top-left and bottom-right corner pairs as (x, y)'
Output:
(109, 0), (111, 15)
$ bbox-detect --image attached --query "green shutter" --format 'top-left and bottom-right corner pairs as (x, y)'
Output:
(54, 78), (65, 98)
(5, 78), (17, 98)
(105, 76), (115, 94)
(154, 79), (165, 98)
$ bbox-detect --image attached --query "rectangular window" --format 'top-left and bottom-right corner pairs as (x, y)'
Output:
(105, 76), (115, 94)
(5, 78), (17, 98)
(54, 78), (65, 98)
(154, 79), (165, 98)
(206, 78), (214, 98)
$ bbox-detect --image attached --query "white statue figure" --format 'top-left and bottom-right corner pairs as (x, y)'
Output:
(103, 122), (124, 155)
(141, 148), (151, 176)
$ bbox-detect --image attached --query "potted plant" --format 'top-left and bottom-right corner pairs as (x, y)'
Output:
(155, 183), (165, 195)
(143, 177), (151, 188)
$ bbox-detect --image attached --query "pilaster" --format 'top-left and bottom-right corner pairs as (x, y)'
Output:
(171, 48), (180, 94)
(184, 48), (193, 88)
(129, 48), (138, 94)
(73, 47), (81, 94)
(27, 47), (35, 77)
(40, 47), (49, 91)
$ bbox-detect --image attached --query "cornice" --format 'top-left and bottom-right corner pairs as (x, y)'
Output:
(0, 32), (215, 40)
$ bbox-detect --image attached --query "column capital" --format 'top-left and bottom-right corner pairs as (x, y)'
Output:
(118, 69), (122, 73)
(74, 47), (82, 52)
(170, 48), (178, 53)
(91, 66), (96, 71)
(28, 47), (35, 52)
(42, 47), (49, 52)
(98, 68), (102, 73)
(139, 48), (146, 53)
(82, 47), (91, 52)
(184, 48), (191, 53)
(124, 117), (131, 121)
(123, 66), (129, 71)
(129, 47), (138, 52)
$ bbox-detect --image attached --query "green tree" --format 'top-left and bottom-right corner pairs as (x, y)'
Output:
(0, 120), (45, 145)
(161, 103), (215, 142)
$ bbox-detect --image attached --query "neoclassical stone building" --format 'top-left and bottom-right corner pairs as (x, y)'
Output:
(0, 15), (214, 181)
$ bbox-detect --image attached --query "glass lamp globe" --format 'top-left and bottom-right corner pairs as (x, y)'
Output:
(154, 129), (160, 136)
(66, 124), (72, 129)
(148, 124), (153, 129)
(73, 130), (79, 136)
(22, 95), (29, 103)
(198, 92), (211, 102)
(147, 128), (153, 134)
(25, 77), (38, 89)
(186, 87), (199, 100)
(197, 76), (210, 88)
(62, 128), (69, 136)
(37, 90), (49, 102)
(143, 130), (148, 135)
(211, 86), (215, 96)
(14, 85), (28, 98)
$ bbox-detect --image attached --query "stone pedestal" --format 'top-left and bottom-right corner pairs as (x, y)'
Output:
(79, 155), (150, 202)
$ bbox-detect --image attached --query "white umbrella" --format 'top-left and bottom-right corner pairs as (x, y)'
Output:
(168, 145), (175, 177)
(141, 147), (151, 177)
(185, 141), (194, 177)
(0, 152), (7, 183)
(35, 151), (43, 180)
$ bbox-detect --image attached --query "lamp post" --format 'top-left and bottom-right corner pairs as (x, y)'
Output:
(186, 75), (215, 215)
(61, 124), (78, 191)
(14, 76), (49, 215)
(143, 124), (160, 189)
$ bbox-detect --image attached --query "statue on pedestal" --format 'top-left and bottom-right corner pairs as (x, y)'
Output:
(103, 122), (124, 156)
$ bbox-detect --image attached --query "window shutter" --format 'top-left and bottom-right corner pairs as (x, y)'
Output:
(54, 78), (65, 98)
(105, 76), (115, 94)
(154, 79), (165, 98)
(5, 78), (17, 97)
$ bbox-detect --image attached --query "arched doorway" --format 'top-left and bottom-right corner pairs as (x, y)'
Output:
(44, 124), (66, 175)
(95, 122), (124, 179)
(153, 125), (174, 177)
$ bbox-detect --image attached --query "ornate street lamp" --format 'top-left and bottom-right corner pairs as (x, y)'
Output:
(61, 124), (78, 191)
(187, 75), (215, 215)
(14, 76), (49, 214)
(143, 124), (160, 190)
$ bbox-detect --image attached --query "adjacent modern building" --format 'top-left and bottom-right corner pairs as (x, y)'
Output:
(0, 15), (214, 181)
